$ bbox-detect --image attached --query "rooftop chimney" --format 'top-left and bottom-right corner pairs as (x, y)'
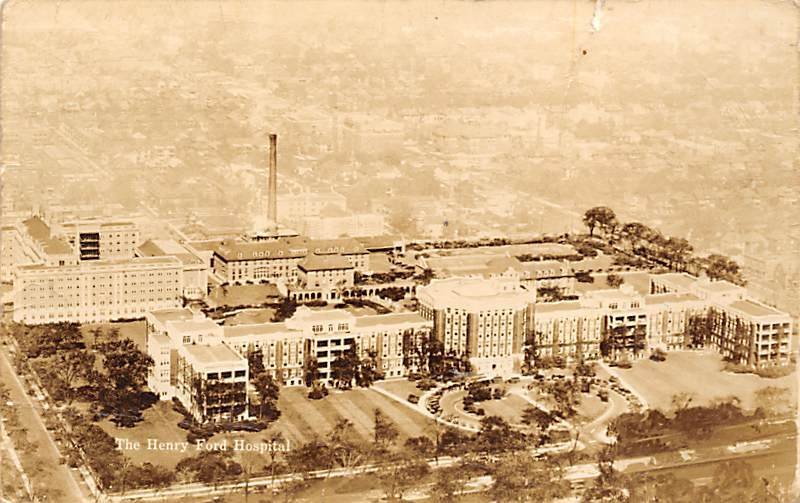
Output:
(268, 133), (278, 224)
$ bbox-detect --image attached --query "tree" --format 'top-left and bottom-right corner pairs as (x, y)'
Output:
(606, 274), (624, 288)
(619, 222), (650, 251)
(272, 297), (297, 322)
(49, 348), (95, 405)
(753, 386), (791, 418)
(684, 313), (712, 349)
(96, 338), (154, 412)
(475, 416), (528, 454)
(285, 438), (333, 475)
(521, 405), (556, 439)
(357, 350), (381, 387)
(705, 254), (745, 285)
(581, 445), (629, 502)
(304, 356), (319, 387)
(583, 206), (617, 238)
(665, 237), (693, 271)
(251, 372), (280, 420)
(238, 451), (264, 503)
(328, 419), (366, 472)
(404, 435), (435, 458)
(248, 348), (266, 378)
(175, 450), (242, 489)
(544, 378), (581, 419)
(378, 451), (430, 501)
(265, 430), (287, 486)
(373, 409), (399, 453)
(491, 453), (571, 502)
(330, 346), (360, 389)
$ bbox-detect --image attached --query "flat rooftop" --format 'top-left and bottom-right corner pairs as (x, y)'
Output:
(651, 272), (698, 290)
(644, 293), (702, 305)
(168, 319), (221, 333)
(355, 313), (429, 328)
(150, 307), (195, 325)
(534, 301), (584, 314)
(183, 343), (245, 366)
(223, 322), (297, 338)
(726, 300), (784, 318)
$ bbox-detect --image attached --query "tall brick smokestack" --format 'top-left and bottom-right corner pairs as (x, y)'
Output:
(268, 133), (277, 223)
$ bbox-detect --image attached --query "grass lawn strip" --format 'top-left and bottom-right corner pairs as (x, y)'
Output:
(353, 389), (429, 439)
(277, 389), (331, 442)
(326, 392), (375, 440)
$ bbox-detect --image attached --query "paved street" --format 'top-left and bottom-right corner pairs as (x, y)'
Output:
(0, 346), (90, 502)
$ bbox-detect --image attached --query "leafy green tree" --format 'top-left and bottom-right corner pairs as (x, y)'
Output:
(96, 337), (153, 412)
(491, 453), (571, 502)
(378, 451), (430, 501)
(583, 206), (617, 238)
(175, 450), (243, 489)
(330, 346), (360, 389)
(606, 274), (624, 288)
(248, 348), (266, 377)
(373, 409), (399, 453)
(251, 372), (280, 420)
(50, 348), (95, 405)
(581, 445), (629, 502)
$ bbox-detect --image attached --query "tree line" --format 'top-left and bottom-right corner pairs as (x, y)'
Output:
(583, 206), (745, 285)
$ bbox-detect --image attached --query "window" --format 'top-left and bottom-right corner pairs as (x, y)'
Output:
(207, 372), (219, 380)
(183, 335), (191, 344)
(221, 371), (232, 379)
(234, 370), (245, 378)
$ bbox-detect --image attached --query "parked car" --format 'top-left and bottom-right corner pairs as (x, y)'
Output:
(407, 394), (420, 404)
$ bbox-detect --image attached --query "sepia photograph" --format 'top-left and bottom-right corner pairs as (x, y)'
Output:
(0, 0), (798, 501)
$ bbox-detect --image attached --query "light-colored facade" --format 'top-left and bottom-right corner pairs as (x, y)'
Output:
(146, 307), (432, 403)
(13, 256), (183, 324)
(417, 277), (535, 377)
(1, 216), (78, 282)
(212, 237), (370, 285)
(297, 254), (355, 291)
(650, 273), (792, 368)
(145, 309), (249, 422)
(137, 239), (209, 300)
(533, 300), (604, 360)
(529, 273), (792, 369)
(58, 219), (139, 261)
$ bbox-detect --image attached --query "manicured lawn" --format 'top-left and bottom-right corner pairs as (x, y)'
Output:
(576, 393), (608, 422)
(271, 387), (436, 447)
(99, 401), (190, 468)
(208, 283), (281, 307)
(373, 378), (422, 399)
(100, 386), (436, 470)
(81, 320), (146, 350)
(224, 308), (276, 325)
(615, 351), (798, 412)
(574, 271), (651, 294)
(479, 394), (529, 425)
